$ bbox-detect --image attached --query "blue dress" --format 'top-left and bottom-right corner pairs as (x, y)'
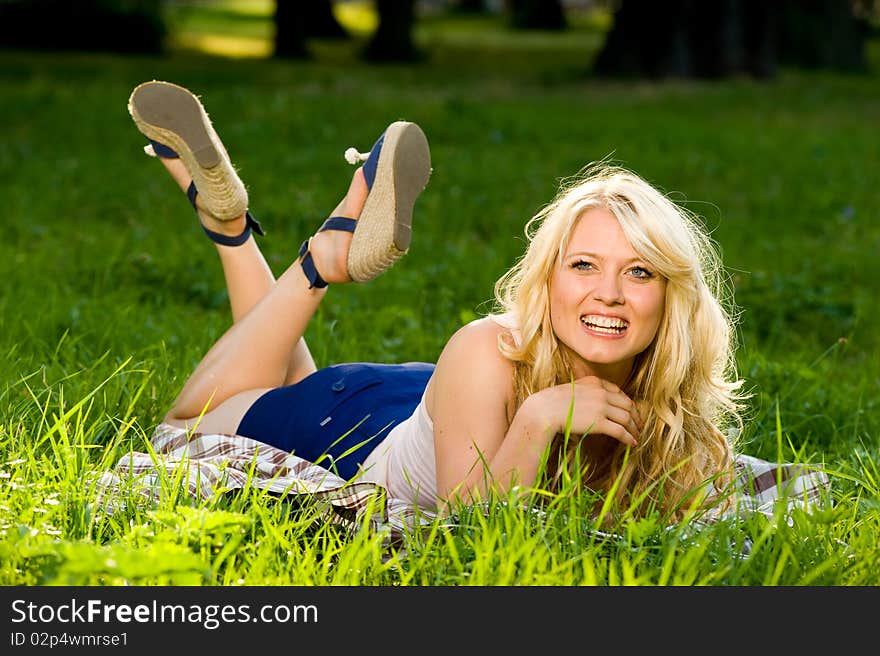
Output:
(236, 362), (435, 480)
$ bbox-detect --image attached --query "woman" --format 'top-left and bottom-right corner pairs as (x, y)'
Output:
(128, 81), (745, 524)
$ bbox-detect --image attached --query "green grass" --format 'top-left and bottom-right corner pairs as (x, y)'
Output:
(0, 8), (878, 585)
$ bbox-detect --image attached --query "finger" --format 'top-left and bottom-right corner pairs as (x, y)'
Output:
(604, 389), (637, 416)
(606, 406), (641, 440)
(596, 378), (621, 394)
(574, 376), (622, 393)
(595, 418), (638, 447)
(572, 377), (632, 407)
(629, 402), (645, 431)
(603, 390), (645, 432)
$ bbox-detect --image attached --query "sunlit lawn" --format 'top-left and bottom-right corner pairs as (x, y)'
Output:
(0, 5), (878, 585)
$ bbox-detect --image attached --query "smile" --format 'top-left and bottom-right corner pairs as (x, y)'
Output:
(580, 314), (628, 337)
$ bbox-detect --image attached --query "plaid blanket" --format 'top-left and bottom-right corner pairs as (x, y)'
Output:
(93, 423), (832, 544)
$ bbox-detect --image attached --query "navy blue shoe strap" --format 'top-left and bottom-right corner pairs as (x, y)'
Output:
(186, 181), (199, 209)
(319, 216), (357, 233)
(186, 182), (264, 246)
(298, 239), (328, 289)
(149, 138), (179, 159)
(202, 211), (264, 247)
(298, 216), (358, 288)
(361, 133), (384, 190)
(246, 211), (265, 237)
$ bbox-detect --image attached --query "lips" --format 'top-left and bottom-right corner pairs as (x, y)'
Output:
(580, 314), (628, 335)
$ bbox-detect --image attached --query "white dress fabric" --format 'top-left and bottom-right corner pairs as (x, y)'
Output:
(358, 389), (439, 510)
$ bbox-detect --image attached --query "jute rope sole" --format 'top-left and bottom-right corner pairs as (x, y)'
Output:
(347, 121), (431, 282)
(128, 81), (248, 221)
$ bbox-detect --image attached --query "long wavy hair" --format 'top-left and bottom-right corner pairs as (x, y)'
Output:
(491, 163), (746, 522)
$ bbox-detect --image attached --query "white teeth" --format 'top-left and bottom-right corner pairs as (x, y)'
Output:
(586, 325), (623, 335)
(581, 315), (627, 329)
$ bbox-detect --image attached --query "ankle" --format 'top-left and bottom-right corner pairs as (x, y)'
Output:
(198, 207), (247, 237)
(304, 229), (351, 285)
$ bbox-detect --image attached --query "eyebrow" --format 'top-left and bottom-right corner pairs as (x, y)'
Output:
(565, 251), (644, 265)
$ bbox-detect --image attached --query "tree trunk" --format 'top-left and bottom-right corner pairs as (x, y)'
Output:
(303, 0), (349, 39)
(592, 0), (685, 78)
(273, 0), (309, 59)
(363, 0), (420, 62)
(592, 0), (867, 79)
(0, 0), (165, 53)
(776, 0), (869, 72)
(741, 0), (778, 79)
(454, 0), (489, 13)
(508, 0), (567, 30)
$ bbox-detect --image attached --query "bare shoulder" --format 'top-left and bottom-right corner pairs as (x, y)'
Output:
(439, 317), (514, 371)
(426, 317), (515, 413)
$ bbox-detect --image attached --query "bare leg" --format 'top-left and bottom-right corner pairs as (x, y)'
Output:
(163, 165), (369, 426)
(157, 157), (274, 318)
(157, 156), (333, 386)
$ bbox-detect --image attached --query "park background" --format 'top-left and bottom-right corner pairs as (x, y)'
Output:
(0, 0), (878, 585)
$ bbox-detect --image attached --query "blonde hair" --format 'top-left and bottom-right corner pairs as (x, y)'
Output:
(491, 163), (746, 522)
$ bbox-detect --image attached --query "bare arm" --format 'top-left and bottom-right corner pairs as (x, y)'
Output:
(429, 319), (642, 510)
(429, 319), (518, 504)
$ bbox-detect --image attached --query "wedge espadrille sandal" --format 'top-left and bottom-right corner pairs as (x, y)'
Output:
(296, 121), (431, 287)
(128, 80), (248, 221)
(298, 217), (358, 289)
(143, 138), (264, 247)
(341, 120), (431, 282)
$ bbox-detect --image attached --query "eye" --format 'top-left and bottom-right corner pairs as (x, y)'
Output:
(571, 259), (594, 271)
(629, 266), (654, 279)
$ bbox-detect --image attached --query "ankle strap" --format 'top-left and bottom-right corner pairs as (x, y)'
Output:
(319, 216), (357, 233)
(148, 138), (179, 159)
(297, 216), (357, 289)
(298, 238), (328, 289)
(202, 211), (264, 247)
(187, 181), (265, 247)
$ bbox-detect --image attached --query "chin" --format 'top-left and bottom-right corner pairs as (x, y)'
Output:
(565, 337), (644, 374)
(568, 346), (627, 368)
(577, 338), (631, 361)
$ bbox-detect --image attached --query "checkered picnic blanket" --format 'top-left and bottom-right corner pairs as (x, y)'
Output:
(92, 423), (832, 544)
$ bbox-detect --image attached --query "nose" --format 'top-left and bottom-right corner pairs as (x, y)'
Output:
(593, 271), (625, 305)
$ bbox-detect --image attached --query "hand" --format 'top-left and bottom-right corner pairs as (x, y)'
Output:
(532, 376), (643, 447)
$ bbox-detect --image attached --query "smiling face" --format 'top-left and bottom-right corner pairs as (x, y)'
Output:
(548, 206), (667, 385)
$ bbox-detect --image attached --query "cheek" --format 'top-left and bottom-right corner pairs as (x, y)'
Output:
(549, 269), (583, 307)
(547, 271), (580, 335)
(547, 271), (565, 317)
(633, 285), (666, 332)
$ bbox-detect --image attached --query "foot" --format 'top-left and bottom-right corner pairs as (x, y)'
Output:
(128, 81), (249, 221)
(157, 156), (247, 237)
(346, 121), (430, 282)
(299, 119), (431, 288)
(305, 168), (369, 285)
